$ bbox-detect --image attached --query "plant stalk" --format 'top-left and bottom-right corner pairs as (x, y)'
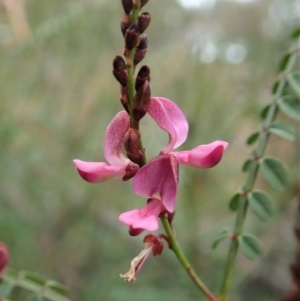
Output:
(218, 38), (300, 301)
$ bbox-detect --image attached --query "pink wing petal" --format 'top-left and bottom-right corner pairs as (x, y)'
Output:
(73, 159), (126, 183)
(171, 140), (228, 168)
(147, 97), (188, 154)
(132, 155), (179, 212)
(104, 111), (130, 166)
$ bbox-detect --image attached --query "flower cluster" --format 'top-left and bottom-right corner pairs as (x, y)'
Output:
(73, 0), (228, 281)
(74, 96), (228, 235)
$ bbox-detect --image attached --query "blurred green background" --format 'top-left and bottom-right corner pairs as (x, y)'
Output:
(0, 0), (299, 300)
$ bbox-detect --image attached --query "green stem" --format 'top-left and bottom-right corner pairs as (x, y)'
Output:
(219, 38), (300, 301)
(161, 217), (219, 301)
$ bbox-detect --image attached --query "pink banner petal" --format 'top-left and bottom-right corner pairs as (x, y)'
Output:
(148, 97), (188, 154)
(104, 111), (130, 166)
(73, 159), (126, 183)
(172, 140), (228, 169)
(132, 155), (179, 212)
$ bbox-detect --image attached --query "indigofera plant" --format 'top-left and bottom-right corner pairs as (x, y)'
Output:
(72, 1), (300, 301)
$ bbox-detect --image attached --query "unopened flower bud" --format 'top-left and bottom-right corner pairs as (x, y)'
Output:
(112, 56), (128, 86)
(0, 243), (9, 280)
(135, 65), (150, 90)
(125, 23), (140, 50)
(121, 0), (133, 14)
(141, 0), (149, 7)
(123, 162), (139, 181)
(138, 12), (151, 33)
(120, 15), (131, 36)
(134, 35), (148, 65)
(133, 80), (151, 121)
(124, 129), (144, 166)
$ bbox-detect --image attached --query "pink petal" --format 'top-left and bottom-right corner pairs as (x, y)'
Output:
(171, 140), (228, 168)
(119, 199), (163, 232)
(73, 159), (126, 183)
(104, 111), (130, 166)
(132, 155), (179, 212)
(147, 97), (188, 154)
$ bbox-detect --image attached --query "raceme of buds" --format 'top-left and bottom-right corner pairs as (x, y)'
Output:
(113, 56), (128, 86)
(125, 23), (140, 51)
(138, 12), (151, 33)
(121, 0), (133, 14)
(134, 35), (148, 65)
(124, 129), (144, 166)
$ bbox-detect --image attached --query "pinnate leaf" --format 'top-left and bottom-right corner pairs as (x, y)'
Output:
(229, 193), (241, 211)
(246, 132), (259, 145)
(238, 233), (263, 260)
(242, 159), (252, 172)
(268, 121), (295, 141)
(287, 71), (300, 98)
(248, 190), (275, 221)
(278, 95), (300, 121)
(260, 157), (289, 191)
(212, 228), (231, 249)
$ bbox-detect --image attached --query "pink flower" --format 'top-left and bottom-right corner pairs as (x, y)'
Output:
(74, 111), (139, 183)
(132, 97), (228, 213)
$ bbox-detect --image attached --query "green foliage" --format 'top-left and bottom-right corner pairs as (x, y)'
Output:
(238, 233), (263, 260)
(248, 191), (275, 221)
(268, 120), (295, 141)
(0, 269), (70, 301)
(278, 95), (300, 120)
(260, 157), (290, 191)
(229, 193), (241, 211)
(287, 71), (300, 98)
(212, 228), (231, 249)
(246, 132), (259, 145)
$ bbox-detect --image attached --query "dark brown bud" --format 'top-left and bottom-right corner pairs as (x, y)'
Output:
(141, 0), (149, 7)
(138, 35), (148, 49)
(123, 162), (139, 181)
(134, 35), (148, 65)
(112, 56), (128, 86)
(121, 0), (133, 14)
(135, 65), (150, 90)
(124, 129), (144, 166)
(125, 23), (140, 50)
(138, 12), (151, 33)
(133, 80), (151, 121)
(120, 15), (131, 36)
